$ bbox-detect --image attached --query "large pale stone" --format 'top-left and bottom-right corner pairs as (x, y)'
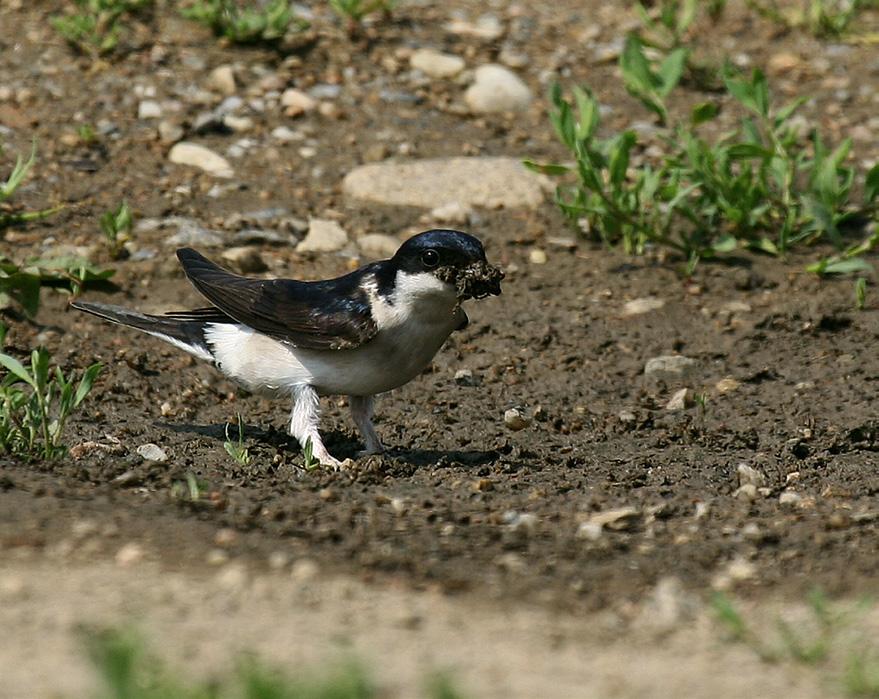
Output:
(168, 142), (234, 178)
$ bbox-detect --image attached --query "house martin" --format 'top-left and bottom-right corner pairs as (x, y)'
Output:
(71, 229), (504, 468)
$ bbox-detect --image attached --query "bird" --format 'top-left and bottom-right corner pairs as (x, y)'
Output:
(71, 229), (504, 468)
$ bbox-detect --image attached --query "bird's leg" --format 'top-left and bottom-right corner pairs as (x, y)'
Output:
(349, 394), (384, 457)
(289, 385), (340, 468)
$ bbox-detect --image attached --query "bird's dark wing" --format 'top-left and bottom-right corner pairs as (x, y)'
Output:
(176, 248), (379, 350)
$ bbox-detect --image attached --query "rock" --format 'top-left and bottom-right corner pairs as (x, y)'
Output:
(342, 157), (545, 210)
(223, 115), (253, 132)
(428, 201), (473, 224)
(168, 142), (234, 178)
(216, 563), (249, 591)
(622, 297), (665, 316)
(576, 521), (603, 541)
(734, 484), (758, 502)
(454, 369), (480, 386)
(779, 490), (802, 506)
(502, 511), (538, 535)
(208, 64), (237, 95)
(136, 443), (168, 462)
(164, 218), (226, 247)
(296, 219), (348, 253)
(221, 246), (267, 274)
(357, 233), (399, 258)
(281, 88), (317, 117)
(636, 577), (696, 635)
(157, 120), (184, 145)
(715, 377), (740, 394)
(410, 48), (465, 78)
(665, 388), (691, 411)
(465, 64), (532, 113)
(644, 355), (697, 381)
(115, 542), (144, 566)
(529, 249), (547, 265)
(138, 100), (162, 119)
(504, 408), (530, 431)
(291, 558), (319, 582)
(741, 522), (764, 542)
(499, 47), (530, 69)
(445, 15), (504, 41)
(737, 463), (766, 488)
(768, 52), (802, 74)
(271, 125), (303, 142)
(618, 409), (636, 423)
(589, 506), (640, 531)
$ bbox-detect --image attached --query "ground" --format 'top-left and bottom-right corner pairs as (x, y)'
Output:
(2, 1), (879, 697)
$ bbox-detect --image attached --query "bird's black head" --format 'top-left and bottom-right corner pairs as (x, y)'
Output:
(392, 229), (504, 300)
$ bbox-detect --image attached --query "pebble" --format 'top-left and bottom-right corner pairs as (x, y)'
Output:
(291, 558), (319, 582)
(357, 233), (399, 258)
(465, 64), (532, 113)
(136, 443), (168, 462)
(445, 15), (504, 41)
(576, 521), (604, 541)
(622, 297), (665, 316)
(715, 377), (740, 394)
(737, 463), (766, 488)
(734, 484), (758, 502)
(589, 506), (640, 531)
(281, 88), (317, 117)
(138, 100), (162, 119)
(428, 201), (473, 224)
(164, 218), (226, 247)
(208, 64), (237, 96)
(528, 249), (547, 265)
(502, 511), (537, 534)
(504, 407), (531, 431)
(216, 563), (249, 591)
(779, 490), (802, 506)
(410, 48), (465, 78)
(158, 120), (184, 144)
(220, 246), (267, 274)
(454, 368), (480, 386)
(665, 388), (691, 411)
(115, 542), (144, 566)
(768, 52), (802, 74)
(271, 125), (304, 142)
(643, 355), (697, 380)
(296, 219), (349, 253)
(168, 142), (234, 178)
(342, 157), (545, 210)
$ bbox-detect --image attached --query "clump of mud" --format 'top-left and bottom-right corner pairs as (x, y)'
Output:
(437, 261), (505, 300)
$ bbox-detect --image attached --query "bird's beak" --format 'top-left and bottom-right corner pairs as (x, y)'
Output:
(454, 261), (505, 300)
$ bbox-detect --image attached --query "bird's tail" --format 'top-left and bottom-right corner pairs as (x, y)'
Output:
(70, 301), (217, 362)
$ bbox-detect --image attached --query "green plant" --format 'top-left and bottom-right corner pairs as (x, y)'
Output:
(745, 0), (879, 38)
(170, 472), (206, 502)
(846, 652), (879, 697)
(619, 34), (687, 126)
(527, 54), (879, 272)
(0, 338), (102, 460)
(329, 0), (396, 34)
(302, 435), (318, 470)
(50, 0), (153, 56)
(180, 0), (307, 44)
(100, 201), (133, 260)
(855, 277), (868, 310)
(0, 143), (61, 231)
(224, 412), (251, 466)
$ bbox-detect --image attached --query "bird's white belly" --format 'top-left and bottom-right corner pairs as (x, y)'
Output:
(204, 310), (462, 397)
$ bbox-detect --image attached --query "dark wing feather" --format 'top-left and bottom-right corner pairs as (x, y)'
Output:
(175, 248), (379, 350)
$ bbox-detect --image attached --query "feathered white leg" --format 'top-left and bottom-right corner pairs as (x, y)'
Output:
(349, 395), (384, 457)
(289, 385), (340, 468)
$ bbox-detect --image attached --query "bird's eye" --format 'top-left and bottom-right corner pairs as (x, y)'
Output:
(420, 249), (440, 268)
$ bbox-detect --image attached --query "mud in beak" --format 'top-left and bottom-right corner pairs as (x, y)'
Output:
(453, 261), (505, 300)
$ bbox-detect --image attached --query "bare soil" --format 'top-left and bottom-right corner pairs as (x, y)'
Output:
(3, 1), (879, 696)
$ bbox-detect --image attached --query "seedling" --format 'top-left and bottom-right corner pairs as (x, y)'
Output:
(170, 472), (206, 502)
(0, 341), (102, 460)
(619, 34), (687, 126)
(50, 0), (153, 56)
(855, 277), (868, 310)
(100, 201), (133, 260)
(180, 0), (307, 44)
(330, 0), (396, 35)
(302, 435), (318, 470)
(0, 143), (62, 231)
(223, 412), (251, 466)
(745, 0), (878, 38)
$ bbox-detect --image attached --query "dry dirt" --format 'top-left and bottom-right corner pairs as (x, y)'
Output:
(3, 1), (879, 697)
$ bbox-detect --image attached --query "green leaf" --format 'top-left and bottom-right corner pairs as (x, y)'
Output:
(620, 34), (656, 94)
(691, 102), (719, 126)
(0, 352), (36, 388)
(867, 163), (879, 203)
(818, 258), (874, 275)
(658, 48), (687, 97)
(572, 86), (599, 140)
(522, 160), (570, 176)
(0, 271), (41, 317)
(726, 143), (772, 160)
(73, 364), (102, 408)
(712, 235), (738, 253)
(608, 132), (636, 186)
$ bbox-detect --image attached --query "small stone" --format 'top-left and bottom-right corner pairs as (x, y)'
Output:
(138, 100), (162, 119)
(504, 407), (530, 431)
(357, 233), (399, 258)
(716, 377), (740, 394)
(644, 355), (697, 380)
(208, 64), (237, 96)
(136, 443), (168, 462)
(281, 88), (317, 117)
(223, 115), (253, 132)
(721, 301), (752, 314)
(214, 528), (238, 547)
(165, 219), (226, 247)
(445, 15), (504, 41)
(737, 463), (766, 488)
(589, 506), (640, 531)
(734, 484), (758, 501)
(741, 522), (764, 542)
(622, 297), (665, 316)
(268, 551), (290, 570)
(410, 48), (465, 78)
(529, 249), (547, 265)
(454, 369), (480, 386)
(115, 542), (144, 566)
(169, 142), (234, 178)
(160, 401), (173, 416)
(206, 548), (229, 565)
(291, 558), (319, 582)
(221, 246), (268, 273)
(618, 409), (636, 423)
(779, 490), (802, 506)
(768, 52), (802, 74)
(665, 388), (691, 411)
(158, 120), (184, 145)
(296, 219), (349, 253)
(576, 521), (603, 541)
(503, 511), (537, 534)
(429, 201), (473, 224)
(216, 563), (248, 591)
(465, 64), (532, 113)
(271, 125), (303, 142)
(727, 557), (757, 581)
